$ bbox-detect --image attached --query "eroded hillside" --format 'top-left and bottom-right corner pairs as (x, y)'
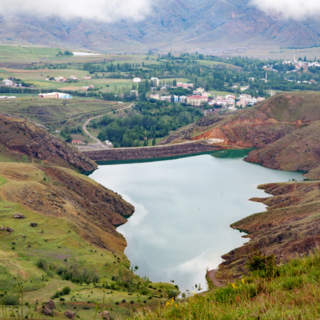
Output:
(0, 112), (97, 172)
(217, 181), (320, 282)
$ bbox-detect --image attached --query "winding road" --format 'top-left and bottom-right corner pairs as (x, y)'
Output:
(82, 104), (133, 149)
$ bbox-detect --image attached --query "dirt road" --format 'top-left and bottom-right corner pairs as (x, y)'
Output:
(82, 104), (133, 148)
(207, 269), (223, 287)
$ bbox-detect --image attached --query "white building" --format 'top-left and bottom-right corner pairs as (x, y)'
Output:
(133, 78), (141, 83)
(105, 140), (113, 148)
(3, 79), (13, 86)
(150, 77), (160, 87)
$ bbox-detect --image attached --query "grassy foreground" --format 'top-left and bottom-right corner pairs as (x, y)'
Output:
(130, 251), (320, 320)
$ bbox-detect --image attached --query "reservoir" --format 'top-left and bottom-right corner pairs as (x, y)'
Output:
(90, 151), (304, 293)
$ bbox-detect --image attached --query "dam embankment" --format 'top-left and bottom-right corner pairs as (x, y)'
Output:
(82, 142), (226, 162)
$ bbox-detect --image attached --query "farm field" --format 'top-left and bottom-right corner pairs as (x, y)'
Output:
(0, 97), (128, 130)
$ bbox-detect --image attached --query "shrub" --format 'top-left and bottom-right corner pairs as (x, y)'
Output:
(36, 259), (48, 271)
(51, 291), (60, 300)
(59, 298), (65, 302)
(3, 295), (19, 306)
(141, 289), (149, 295)
(62, 286), (71, 295)
(246, 251), (278, 277)
(166, 290), (179, 300)
(282, 276), (304, 290)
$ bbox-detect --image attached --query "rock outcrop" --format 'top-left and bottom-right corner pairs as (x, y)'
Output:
(13, 213), (25, 219)
(64, 310), (75, 319)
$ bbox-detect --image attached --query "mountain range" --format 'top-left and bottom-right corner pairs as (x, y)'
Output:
(1, 0), (320, 53)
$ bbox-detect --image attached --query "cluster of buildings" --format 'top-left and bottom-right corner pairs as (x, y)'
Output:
(282, 59), (320, 72)
(235, 94), (265, 108)
(47, 75), (92, 82)
(82, 85), (94, 91)
(38, 92), (72, 99)
(149, 84), (265, 109)
(149, 93), (187, 103)
(2, 78), (24, 88)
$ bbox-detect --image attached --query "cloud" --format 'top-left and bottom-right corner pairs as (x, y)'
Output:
(251, 0), (320, 20)
(0, 0), (152, 22)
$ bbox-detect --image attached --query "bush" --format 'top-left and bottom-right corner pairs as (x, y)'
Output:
(51, 291), (60, 300)
(62, 286), (71, 295)
(141, 289), (149, 295)
(3, 295), (19, 305)
(246, 251), (278, 278)
(59, 298), (65, 301)
(166, 290), (179, 300)
(282, 276), (304, 290)
(36, 259), (48, 271)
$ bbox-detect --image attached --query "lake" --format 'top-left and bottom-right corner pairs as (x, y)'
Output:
(89, 150), (304, 293)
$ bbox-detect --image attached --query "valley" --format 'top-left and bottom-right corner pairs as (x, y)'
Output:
(1, 45), (320, 320)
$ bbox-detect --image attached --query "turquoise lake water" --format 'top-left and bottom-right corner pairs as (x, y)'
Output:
(89, 151), (304, 293)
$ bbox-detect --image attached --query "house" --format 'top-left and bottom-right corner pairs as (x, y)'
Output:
(196, 87), (205, 94)
(247, 98), (257, 106)
(240, 86), (250, 92)
(150, 93), (160, 100)
(249, 77), (255, 81)
(104, 140), (113, 148)
(89, 85), (94, 89)
(71, 140), (85, 145)
(173, 95), (179, 102)
(130, 90), (139, 97)
(150, 77), (160, 87)
(82, 86), (89, 91)
(133, 78), (141, 83)
(38, 92), (72, 99)
(177, 83), (193, 89)
(179, 96), (187, 103)
(187, 95), (208, 106)
(84, 76), (92, 80)
(215, 99), (228, 106)
(160, 96), (171, 102)
(3, 79), (13, 86)
(236, 101), (247, 108)
(70, 76), (77, 80)
(39, 93), (59, 99)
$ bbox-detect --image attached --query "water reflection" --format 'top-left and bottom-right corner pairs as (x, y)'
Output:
(90, 153), (303, 293)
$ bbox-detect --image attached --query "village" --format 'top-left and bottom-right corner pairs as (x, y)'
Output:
(148, 79), (265, 111)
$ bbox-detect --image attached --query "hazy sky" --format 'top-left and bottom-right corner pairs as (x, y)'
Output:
(0, 0), (152, 22)
(0, 0), (319, 22)
(251, 0), (320, 20)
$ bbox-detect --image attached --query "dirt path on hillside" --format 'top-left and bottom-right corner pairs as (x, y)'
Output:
(82, 104), (133, 148)
(207, 269), (223, 287)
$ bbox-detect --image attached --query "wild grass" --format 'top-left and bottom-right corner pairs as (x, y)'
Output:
(130, 251), (320, 320)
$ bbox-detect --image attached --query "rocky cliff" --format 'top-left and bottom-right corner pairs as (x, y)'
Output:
(0, 112), (97, 172)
